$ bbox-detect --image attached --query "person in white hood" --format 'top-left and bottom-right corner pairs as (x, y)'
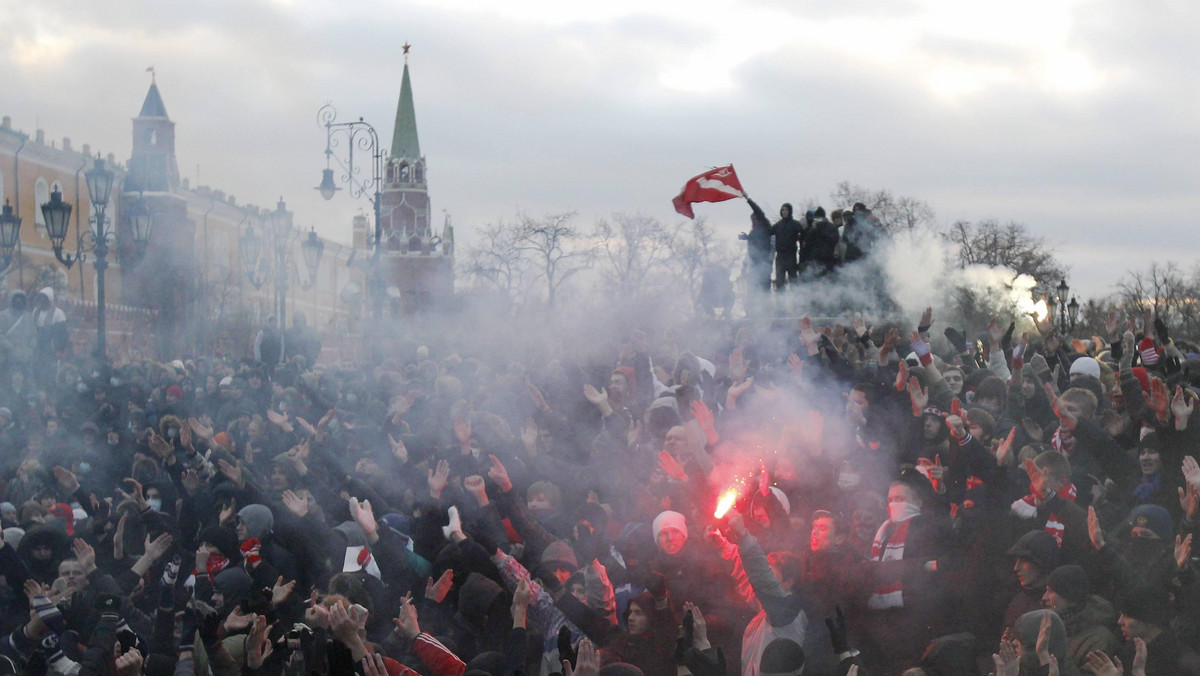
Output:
(33, 287), (69, 369)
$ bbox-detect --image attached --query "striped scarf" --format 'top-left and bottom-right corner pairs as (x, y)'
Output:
(868, 519), (912, 609)
(1051, 425), (1075, 456)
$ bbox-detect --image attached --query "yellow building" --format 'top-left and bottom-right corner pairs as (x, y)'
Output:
(0, 81), (357, 363)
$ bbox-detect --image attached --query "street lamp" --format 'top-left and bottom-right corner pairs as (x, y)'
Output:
(39, 157), (152, 360)
(0, 200), (21, 271)
(240, 199), (321, 328)
(1056, 279), (1070, 334)
(1067, 296), (1079, 330)
(316, 104), (384, 320)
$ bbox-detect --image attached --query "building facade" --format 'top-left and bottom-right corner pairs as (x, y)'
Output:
(0, 81), (356, 363)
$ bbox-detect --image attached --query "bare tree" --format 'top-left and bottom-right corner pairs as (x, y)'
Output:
(463, 221), (528, 306)
(830, 181), (935, 233)
(593, 213), (675, 302)
(943, 219), (1067, 292)
(1117, 261), (1200, 336)
(514, 212), (591, 310)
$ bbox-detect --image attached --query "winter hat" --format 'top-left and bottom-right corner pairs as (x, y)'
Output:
(1138, 337), (1160, 366)
(611, 366), (637, 392)
(759, 638), (806, 675)
(165, 385), (184, 400)
(237, 504), (274, 539)
(540, 540), (579, 572)
(1046, 565), (1089, 607)
(1127, 504), (1172, 540)
(213, 567), (253, 607)
(573, 502), (611, 535)
(212, 432), (231, 450)
(0, 503), (14, 518)
(1130, 367), (1151, 395)
(464, 652), (505, 676)
(2, 527), (23, 549)
(918, 632), (977, 676)
(47, 504), (75, 536)
(651, 510), (688, 543)
(219, 376), (234, 387)
(198, 526), (241, 563)
(1015, 611), (1068, 666)
(1006, 530), (1059, 573)
(1068, 357), (1101, 380)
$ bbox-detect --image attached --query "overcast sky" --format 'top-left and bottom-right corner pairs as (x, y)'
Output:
(2, 0), (1197, 298)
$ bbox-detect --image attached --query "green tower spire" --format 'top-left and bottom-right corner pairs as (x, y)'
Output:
(390, 46), (420, 161)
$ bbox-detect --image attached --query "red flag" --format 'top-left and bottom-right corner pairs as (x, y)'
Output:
(672, 165), (744, 219)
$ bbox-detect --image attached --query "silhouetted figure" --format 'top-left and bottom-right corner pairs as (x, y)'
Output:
(773, 203), (803, 290)
(742, 198), (774, 293)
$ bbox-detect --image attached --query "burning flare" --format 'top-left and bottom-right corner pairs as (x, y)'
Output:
(714, 488), (739, 519)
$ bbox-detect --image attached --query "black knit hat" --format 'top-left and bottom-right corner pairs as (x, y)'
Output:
(760, 638), (805, 675)
(1046, 565), (1089, 606)
(1006, 530), (1059, 573)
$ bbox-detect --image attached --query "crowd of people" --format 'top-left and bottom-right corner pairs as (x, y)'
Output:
(740, 201), (884, 293)
(0, 294), (1197, 676)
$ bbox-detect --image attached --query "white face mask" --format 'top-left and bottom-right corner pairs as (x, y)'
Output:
(147, 498), (162, 512)
(888, 501), (921, 523)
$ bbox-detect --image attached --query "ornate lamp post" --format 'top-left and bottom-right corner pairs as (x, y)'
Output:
(39, 157), (152, 359)
(239, 198), (322, 327)
(1056, 279), (1070, 334)
(316, 104), (384, 320)
(0, 201), (21, 271)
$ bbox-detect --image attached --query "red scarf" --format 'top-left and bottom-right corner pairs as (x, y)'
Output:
(240, 538), (262, 568)
(868, 519), (911, 609)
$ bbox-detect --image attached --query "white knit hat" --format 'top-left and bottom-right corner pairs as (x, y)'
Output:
(1068, 357), (1101, 379)
(652, 510), (688, 542)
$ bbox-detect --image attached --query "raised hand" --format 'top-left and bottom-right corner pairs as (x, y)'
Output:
(348, 497), (377, 541)
(271, 576), (296, 607)
(582, 384), (607, 407)
(1132, 637), (1147, 676)
(144, 532), (174, 561)
(1087, 506), (1106, 550)
(463, 475), (489, 506)
(1045, 383), (1077, 430)
(895, 360), (909, 393)
(1148, 377), (1170, 422)
(691, 400), (718, 445)
(800, 316), (820, 354)
(188, 417), (214, 441)
(217, 458), (246, 490)
(393, 594), (420, 639)
(1172, 386), (1194, 429)
(992, 636), (1020, 676)
(1176, 533), (1193, 571)
(563, 637), (599, 676)
(246, 615), (274, 669)
(427, 459), (450, 499)
(282, 490), (309, 518)
(918, 306), (933, 333)
(907, 377), (928, 417)
(1083, 651), (1122, 676)
(120, 478), (149, 510)
(520, 418), (539, 454)
(657, 452), (688, 482)
(996, 428), (1017, 467)
(487, 454), (512, 492)
(1179, 481), (1199, 522)
(52, 466), (80, 494)
(114, 647), (144, 676)
(525, 379), (550, 413)
(73, 538), (97, 575)
(425, 570), (453, 603)
(1184, 456), (1200, 489)
(1035, 610), (1053, 667)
